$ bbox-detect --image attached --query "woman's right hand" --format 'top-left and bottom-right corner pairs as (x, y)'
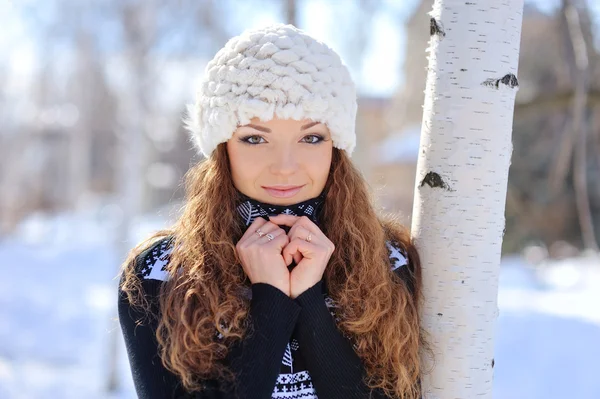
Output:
(235, 217), (292, 296)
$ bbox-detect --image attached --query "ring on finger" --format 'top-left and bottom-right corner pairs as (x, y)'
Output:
(255, 228), (265, 237)
(305, 231), (312, 243)
(266, 233), (274, 241)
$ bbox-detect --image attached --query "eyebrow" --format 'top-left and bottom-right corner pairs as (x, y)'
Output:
(244, 124), (271, 133)
(243, 121), (323, 133)
(301, 121), (321, 130)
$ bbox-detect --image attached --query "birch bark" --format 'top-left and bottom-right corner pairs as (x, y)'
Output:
(411, 1), (524, 397)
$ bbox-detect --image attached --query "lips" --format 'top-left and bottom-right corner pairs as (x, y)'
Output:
(262, 185), (305, 199)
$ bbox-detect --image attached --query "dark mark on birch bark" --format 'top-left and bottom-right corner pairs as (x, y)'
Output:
(460, 68), (467, 71)
(437, 313), (443, 317)
(492, 358), (495, 368)
(482, 73), (519, 89)
(420, 171), (452, 191)
(430, 18), (445, 37)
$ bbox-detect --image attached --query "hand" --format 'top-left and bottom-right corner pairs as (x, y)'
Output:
(235, 217), (291, 296)
(267, 215), (335, 299)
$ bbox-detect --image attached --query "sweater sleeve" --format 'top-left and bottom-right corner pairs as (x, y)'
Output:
(293, 280), (389, 399)
(118, 278), (220, 399)
(118, 238), (302, 399)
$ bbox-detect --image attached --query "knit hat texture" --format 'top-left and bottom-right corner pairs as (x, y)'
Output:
(184, 23), (357, 158)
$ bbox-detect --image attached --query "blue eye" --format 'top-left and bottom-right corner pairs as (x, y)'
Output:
(239, 135), (265, 145)
(302, 134), (325, 144)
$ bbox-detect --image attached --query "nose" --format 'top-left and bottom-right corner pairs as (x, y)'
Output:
(269, 145), (299, 176)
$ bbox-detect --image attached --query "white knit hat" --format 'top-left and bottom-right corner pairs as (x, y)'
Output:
(183, 23), (357, 158)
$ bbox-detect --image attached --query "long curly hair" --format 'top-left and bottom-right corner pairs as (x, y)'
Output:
(119, 143), (425, 398)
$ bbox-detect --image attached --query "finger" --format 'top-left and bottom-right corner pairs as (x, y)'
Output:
(262, 229), (290, 253)
(239, 217), (269, 243)
(286, 226), (312, 262)
(282, 236), (303, 265)
(245, 220), (283, 245)
(293, 249), (302, 265)
(288, 223), (323, 244)
(283, 246), (294, 266)
(268, 215), (323, 246)
(252, 228), (285, 251)
(288, 224), (308, 240)
(283, 238), (317, 261)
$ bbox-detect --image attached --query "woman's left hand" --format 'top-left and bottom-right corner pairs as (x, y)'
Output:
(267, 215), (335, 299)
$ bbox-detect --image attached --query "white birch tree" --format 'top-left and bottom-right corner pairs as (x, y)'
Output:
(410, 1), (524, 397)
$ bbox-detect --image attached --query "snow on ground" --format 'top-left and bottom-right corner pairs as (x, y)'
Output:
(494, 255), (600, 398)
(0, 212), (599, 399)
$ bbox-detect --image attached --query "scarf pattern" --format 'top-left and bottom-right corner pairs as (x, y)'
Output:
(236, 192), (324, 229)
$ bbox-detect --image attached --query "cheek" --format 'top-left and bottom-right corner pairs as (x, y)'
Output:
(303, 146), (332, 183)
(227, 142), (262, 182)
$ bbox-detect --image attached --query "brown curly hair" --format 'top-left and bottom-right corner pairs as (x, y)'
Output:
(119, 143), (425, 398)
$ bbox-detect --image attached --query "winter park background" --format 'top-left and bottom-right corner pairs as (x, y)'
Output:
(2, 1), (600, 398)
(2, 213), (599, 399)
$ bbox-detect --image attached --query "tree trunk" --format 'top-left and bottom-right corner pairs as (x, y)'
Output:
(107, 3), (150, 392)
(285, 0), (297, 26)
(563, 1), (599, 252)
(410, 1), (524, 397)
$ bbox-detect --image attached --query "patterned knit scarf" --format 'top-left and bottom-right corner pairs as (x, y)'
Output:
(235, 191), (326, 232)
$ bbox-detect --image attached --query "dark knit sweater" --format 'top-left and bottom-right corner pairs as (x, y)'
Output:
(118, 194), (412, 399)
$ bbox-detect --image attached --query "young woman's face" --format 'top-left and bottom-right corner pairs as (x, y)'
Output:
(227, 117), (333, 205)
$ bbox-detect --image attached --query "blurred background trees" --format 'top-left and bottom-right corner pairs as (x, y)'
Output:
(1, 0), (599, 257)
(374, 0), (600, 255)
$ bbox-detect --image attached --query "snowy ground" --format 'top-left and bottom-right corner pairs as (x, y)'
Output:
(1, 212), (599, 399)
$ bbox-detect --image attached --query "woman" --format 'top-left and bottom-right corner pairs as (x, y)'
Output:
(118, 24), (423, 399)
